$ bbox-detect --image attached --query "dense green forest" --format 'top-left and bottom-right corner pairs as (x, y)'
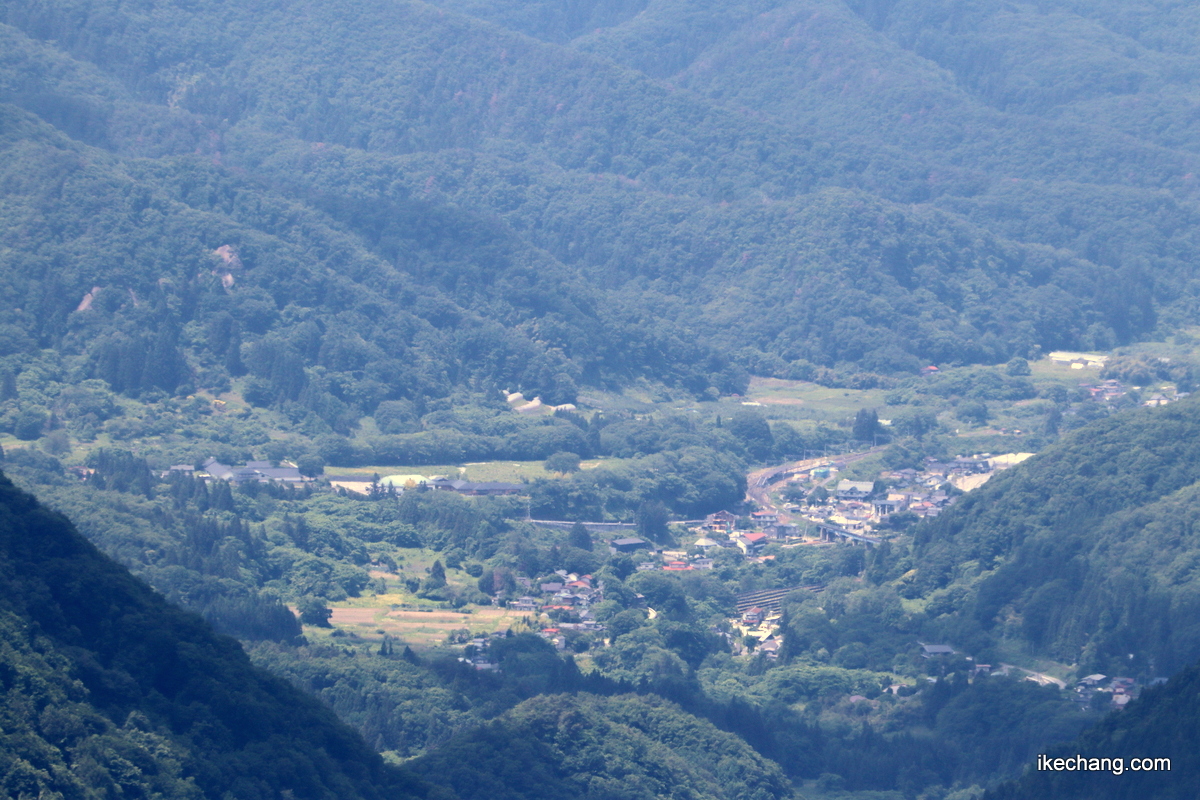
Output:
(407, 693), (791, 800)
(2, 0), (1196, 429)
(886, 396), (1200, 677)
(0, 469), (438, 800)
(0, 444), (1101, 797)
(0, 463), (1099, 800)
(991, 661), (1200, 799)
(8, 0), (1200, 797)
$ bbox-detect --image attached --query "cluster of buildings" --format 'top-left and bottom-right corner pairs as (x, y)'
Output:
(456, 630), (510, 671)
(170, 458), (307, 483)
(1075, 674), (1151, 710)
(689, 510), (797, 556)
(735, 603), (785, 658)
(1078, 376), (1187, 408)
(1079, 378), (1129, 403)
(170, 459), (528, 497)
(507, 571), (606, 637)
(388, 476), (525, 495)
(784, 453), (1035, 544)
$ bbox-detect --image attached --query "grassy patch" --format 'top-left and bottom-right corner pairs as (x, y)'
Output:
(746, 377), (889, 421)
(316, 602), (528, 650)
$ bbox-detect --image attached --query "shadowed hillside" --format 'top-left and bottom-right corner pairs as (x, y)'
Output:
(0, 469), (439, 800)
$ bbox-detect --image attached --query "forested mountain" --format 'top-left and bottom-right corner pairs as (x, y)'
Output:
(991, 661), (1200, 799)
(0, 469), (437, 800)
(10, 1), (1200, 798)
(0, 463), (798, 799)
(408, 693), (791, 800)
(905, 396), (1200, 676)
(2, 0), (1195, 430)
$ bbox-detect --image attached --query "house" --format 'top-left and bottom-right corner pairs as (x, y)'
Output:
(1111, 677), (1136, 692)
(750, 510), (778, 526)
(736, 532), (768, 555)
(692, 558), (714, 569)
(663, 561), (692, 571)
(742, 607), (766, 625)
(704, 511), (737, 533)
(609, 537), (650, 554)
(246, 461), (305, 481)
(202, 458), (235, 481)
(692, 537), (722, 553)
(836, 479), (874, 500)
(873, 495), (905, 516)
(758, 635), (781, 659)
(540, 582), (564, 593)
(764, 523), (798, 541)
(1048, 351), (1107, 369)
(920, 365), (939, 376)
(508, 597), (539, 611)
(423, 478), (524, 495)
(920, 643), (955, 657)
(426, 478), (469, 491)
(202, 457), (305, 483)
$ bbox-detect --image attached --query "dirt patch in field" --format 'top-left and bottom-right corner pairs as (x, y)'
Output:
(329, 607), (381, 625)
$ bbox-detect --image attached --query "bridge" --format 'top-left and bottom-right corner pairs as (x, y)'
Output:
(814, 521), (881, 547)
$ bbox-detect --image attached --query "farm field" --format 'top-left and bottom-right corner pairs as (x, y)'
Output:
(313, 602), (527, 650)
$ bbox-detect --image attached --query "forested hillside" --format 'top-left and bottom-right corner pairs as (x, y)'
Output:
(2, 0), (1194, 428)
(991, 661), (1200, 799)
(9, 1), (1200, 798)
(408, 693), (791, 800)
(0, 469), (437, 800)
(0, 466), (817, 799)
(898, 396), (1200, 676)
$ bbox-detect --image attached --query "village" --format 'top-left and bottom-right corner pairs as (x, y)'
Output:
(448, 451), (1049, 669)
(150, 399), (1171, 702)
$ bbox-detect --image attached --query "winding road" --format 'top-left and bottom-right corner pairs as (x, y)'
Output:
(746, 447), (887, 522)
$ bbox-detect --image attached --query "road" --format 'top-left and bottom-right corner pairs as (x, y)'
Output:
(1001, 663), (1068, 689)
(746, 447), (887, 522)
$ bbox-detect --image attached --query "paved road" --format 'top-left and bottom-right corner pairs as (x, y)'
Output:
(746, 447), (887, 522)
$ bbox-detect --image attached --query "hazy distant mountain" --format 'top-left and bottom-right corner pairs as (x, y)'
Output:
(1, 0), (1192, 418)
